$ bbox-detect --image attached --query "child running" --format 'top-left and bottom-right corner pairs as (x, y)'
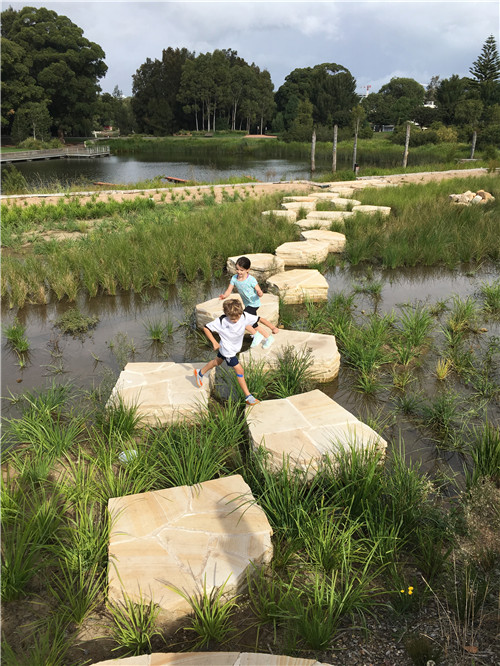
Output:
(219, 256), (279, 349)
(194, 298), (260, 405)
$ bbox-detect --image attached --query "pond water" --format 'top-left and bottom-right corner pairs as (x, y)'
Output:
(12, 154), (320, 188)
(3, 262), (500, 476)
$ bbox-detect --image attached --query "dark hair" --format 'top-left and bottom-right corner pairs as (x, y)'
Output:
(236, 256), (251, 270)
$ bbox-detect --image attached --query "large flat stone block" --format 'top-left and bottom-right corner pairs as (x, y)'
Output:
(352, 204), (391, 216)
(295, 217), (336, 231)
(275, 240), (330, 266)
(109, 362), (211, 426)
(282, 195), (318, 202)
(262, 209), (297, 222)
(240, 329), (340, 382)
(94, 653), (330, 665)
(266, 269), (329, 304)
(306, 210), (354, 222)
(281, 201), (316, 211)
(321, 197), (361, 209)
(300, 230), (346, 252)
(108, 475), (273, 620)
(247, 389), (387, 473)
(226, 253), (285, 280)
(195, 293), (279, 330)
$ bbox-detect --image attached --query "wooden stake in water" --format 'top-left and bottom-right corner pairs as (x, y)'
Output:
(311, 128), (316, 172)
(403, 122), (411, 168)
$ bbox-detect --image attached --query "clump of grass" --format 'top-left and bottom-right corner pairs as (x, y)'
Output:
(435, 357), (452, 380)
(54, 308), (99, 335)
(143, 317), (173, 343)
(168, 576), (238, 649)
(108, 592), (163, 656)
(480, 279), (500, 316)
(3, 317), (30, 355)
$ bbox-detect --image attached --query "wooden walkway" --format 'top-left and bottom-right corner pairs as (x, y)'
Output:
(1, 145), (110, 163)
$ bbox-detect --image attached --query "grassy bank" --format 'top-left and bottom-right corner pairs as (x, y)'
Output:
(2, 175), (499, 309)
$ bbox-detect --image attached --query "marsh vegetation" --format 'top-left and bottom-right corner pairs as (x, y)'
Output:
(1, 174), (500, 665)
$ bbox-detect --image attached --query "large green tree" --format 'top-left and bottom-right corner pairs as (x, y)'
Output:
(275, 63), (357, 131)
(468, 34), (500, 105)
(131, 47), (194, 135)
(364, 77), (425, 126)
(1, 6), (107, 138)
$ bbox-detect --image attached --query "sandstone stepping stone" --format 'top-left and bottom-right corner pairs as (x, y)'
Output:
(195, 293), (279, 331)
(108, 475), (273, 620)
(281, 201), (316, 211)
(266, 269), (328, 304)
(329, 188), (355, 197)
(226, 253), (285, 280)
(275, 239), (330, 266)
(109, 362), (211, 426)
(295, 217), (335, 231)
(300, 230), (346, 252)
(94, 652), (331, 665)
(352, 204), (391, 216)
(282, 195), (318, 202)
(306, 210), (354, 221)
(240, 329), (340, 382)
(321, 197), (361, 209)
(262, 209), (297, 222)
(247, 389), (387, 473)
(309, 192), (342, 200)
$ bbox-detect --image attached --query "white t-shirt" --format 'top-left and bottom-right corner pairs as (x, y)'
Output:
(206, 312), (258, 358)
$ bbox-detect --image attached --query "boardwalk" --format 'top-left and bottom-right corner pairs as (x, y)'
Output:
(1, 144), (110, 163)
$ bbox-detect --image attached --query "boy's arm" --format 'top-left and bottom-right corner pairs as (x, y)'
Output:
(219, 283), (234, 299)
(203, 326), (220, 350)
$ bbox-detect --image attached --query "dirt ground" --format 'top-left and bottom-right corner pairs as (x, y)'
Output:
(0, 167), (492, 208)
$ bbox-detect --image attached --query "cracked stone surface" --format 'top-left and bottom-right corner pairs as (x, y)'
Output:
(195, 293), (279, 331)
(274, 239), (330, 266)
(109, 362), (211, 426)
(94, 653), (330, 665)
(266, 269), (329, 304)
(305, 210), (354, 222)
(352, 204), (391, 216)
(226, 253), (285, 280)
(108, 475), (273, 620)
(261, 209), (297, 222)
(300, 230), (346, 252)
(247, 389), (387, 473)
(239, 329), (340, 382)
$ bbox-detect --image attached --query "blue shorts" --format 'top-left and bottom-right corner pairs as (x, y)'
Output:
(217, 351), (239, 367)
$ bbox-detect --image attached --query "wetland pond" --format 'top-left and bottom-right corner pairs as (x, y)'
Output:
(3, 261), (500, 478)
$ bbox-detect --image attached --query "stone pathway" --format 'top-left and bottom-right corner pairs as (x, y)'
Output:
(109, 362), (211, 425)
(195, 293), (279, 331)
(94, 653), (331, 665)
(266, 268), (329, 304)
(108, 475), (273, 620)
(247, 389), (387, 473)
(300, 230), (346, 252)
(239, 329), (341, 383)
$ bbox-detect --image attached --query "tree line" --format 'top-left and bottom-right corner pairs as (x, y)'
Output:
(1, 5), (499, 152)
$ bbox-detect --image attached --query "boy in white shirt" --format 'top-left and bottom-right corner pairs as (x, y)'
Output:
(219, 256), (278, 349)
(194, 299), (260, 405)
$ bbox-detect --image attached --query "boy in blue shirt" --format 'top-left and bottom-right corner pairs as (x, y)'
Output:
(219, 256), (278, 349)
(194, 299), (260, 405)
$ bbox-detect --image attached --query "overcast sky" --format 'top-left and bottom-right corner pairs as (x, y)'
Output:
(6, 1), (500, 97)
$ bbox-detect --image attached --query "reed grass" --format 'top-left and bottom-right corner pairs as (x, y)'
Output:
(108, 592), (163, 656)
(2, 317), (30, 355)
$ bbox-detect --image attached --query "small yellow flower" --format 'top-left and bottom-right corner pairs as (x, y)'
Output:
(408, 586), (414, 595)
(400, 589), (405, 594)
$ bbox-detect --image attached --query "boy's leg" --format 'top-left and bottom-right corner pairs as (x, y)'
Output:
(232, 363), (259, 404)
(194, 356), (222, 386)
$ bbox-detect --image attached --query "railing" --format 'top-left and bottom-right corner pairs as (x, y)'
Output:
(1, 145), (110, 162)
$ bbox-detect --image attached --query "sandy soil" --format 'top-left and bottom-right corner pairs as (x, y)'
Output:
(0, 167), (492, 208)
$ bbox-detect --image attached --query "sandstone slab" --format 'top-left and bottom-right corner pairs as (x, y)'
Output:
(195, 293), (279, 331)
(109, 362), (211, 426)
(108, 475), (273, 619)
(226, 253), (285, 280)
(323, 197), (361, 209)
(266, 269), (329, 304)
(282, 196), (318, 202)
(262, 209), (297, 222)
(281, 201), (316, 211)
(306, 210), (354, 222)
(240, 329), (340, 383)
(247, 389), (387, 473)
(352, 204), (391, 216)
(300, 230), (346, 252)
(94, 652), (330, 665)
(274, 240), (330, 266)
